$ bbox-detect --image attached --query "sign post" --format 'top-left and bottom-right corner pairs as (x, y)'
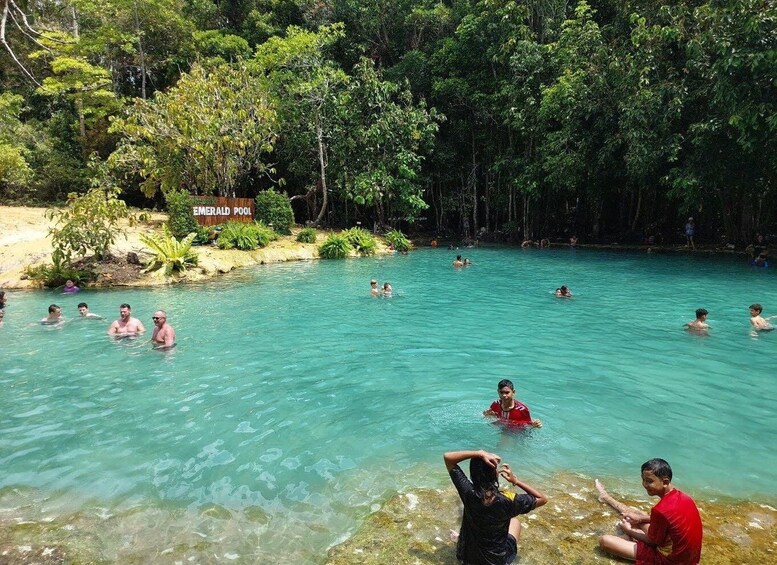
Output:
(192, 196), (255, 226)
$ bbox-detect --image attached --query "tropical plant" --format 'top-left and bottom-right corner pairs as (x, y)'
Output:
(296, 227), (317, 243)
(384, 229), (411, 252)
(255, 189), (294, 234)
(342, 227), (377, 255)
(318, 233), (353, 259)
(23, 255), (96, 288)
(47, 185), (133, 263)
(165, 190), (199, 239)
(216, 221), (277, 250)
(139, 225), (198, 275)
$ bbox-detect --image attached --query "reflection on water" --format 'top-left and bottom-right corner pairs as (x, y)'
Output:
(1, 248), (776, 562)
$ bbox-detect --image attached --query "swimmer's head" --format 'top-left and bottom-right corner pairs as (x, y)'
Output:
(641, 458), (672, 481)
(456, 255), (462, 261)
(370, 279), (377, 286)
(78, 302), (89, 316)
(48, 304), (61, 314)
(497, 379), (514, 392)
(119, 303), (132, 319)
(749, 303), (763, 315)
(695, 308), (708, 319)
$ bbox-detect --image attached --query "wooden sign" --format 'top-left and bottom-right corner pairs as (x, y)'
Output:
(192, 196), (255, 226)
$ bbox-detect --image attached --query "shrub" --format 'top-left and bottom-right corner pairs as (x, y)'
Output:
(139, 225), (198, 276)
(217, 222), (277, 250)
(255, 189), (294, 234)
(24, 255), (96, 288)
(296, 227), (317, 243)
(343, 227), (377, 255)
(385, 229), (411, 252)
(165, 190), (199, 239)
(319, 233), (353, 259)
(47, 186), (133, 262)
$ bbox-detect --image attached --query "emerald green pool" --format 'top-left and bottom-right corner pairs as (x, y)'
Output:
(2, 247), (775, 563)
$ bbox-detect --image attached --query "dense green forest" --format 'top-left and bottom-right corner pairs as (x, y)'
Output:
(1, 0), (775, 244)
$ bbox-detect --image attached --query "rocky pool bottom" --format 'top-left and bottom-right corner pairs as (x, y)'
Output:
(2, 473), (774, 565)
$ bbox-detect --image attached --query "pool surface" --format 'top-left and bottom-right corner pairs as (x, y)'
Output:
(1, 247), (775, 562)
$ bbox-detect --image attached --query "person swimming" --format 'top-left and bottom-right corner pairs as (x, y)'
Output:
(554, 286), (572, 298)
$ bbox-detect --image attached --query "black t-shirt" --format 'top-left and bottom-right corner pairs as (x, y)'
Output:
(450, 465), (537, 565)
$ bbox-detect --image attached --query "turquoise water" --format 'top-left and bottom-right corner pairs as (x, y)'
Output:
(1, 247), (776, 562)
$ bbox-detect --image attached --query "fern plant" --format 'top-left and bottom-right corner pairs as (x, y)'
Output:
(296, 227), (317, 243)
(217, 222), (277, 250)
(343, 227), (377, 255)
(140, 225), (198, 275)
(319, 233), (353, 259)
(385, 229), (411, 252)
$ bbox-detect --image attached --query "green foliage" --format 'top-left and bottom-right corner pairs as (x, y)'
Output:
(318, 233), (353, 259)
(296, 227), (317, 243)
(139, 225), (198, 276)
(216, 221), (277, 250)
(47, 186), (132, 263)
(165, 190), (199, 239)
(255, 189), (294, 234)
(109, 63), (278, 198)
(23, 255), (96, 288)
(384, 229), (411, 252)
(342, 227), (377, 255)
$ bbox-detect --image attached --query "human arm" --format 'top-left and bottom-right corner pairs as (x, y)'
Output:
(107, 321), (117, 335)
(136, 320), (146, 333)
(163, 327), (176, 347)
(444, 450), (500, 473)
(594, 480), (649, 522)
(499, 464), (547, 508)
(618, 518), (652, 543)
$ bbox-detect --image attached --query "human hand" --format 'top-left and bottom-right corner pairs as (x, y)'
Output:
(499, 463), (516, 484)
(480, 450), (501, 468)
(531, 419), (543, 428)
(618, 518), (638, 536)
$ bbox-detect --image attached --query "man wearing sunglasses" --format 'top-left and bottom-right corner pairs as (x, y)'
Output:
(151, 310), (176, 350)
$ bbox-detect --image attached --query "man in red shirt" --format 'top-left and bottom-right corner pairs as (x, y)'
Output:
(483, 379), (542, 428)
(598, 458), (703, 564)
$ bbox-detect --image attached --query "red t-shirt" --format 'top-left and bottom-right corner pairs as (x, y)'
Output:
(488, 400), (532, 425)
(636, 489), (703, 565)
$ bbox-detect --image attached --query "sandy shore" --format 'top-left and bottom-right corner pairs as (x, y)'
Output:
(0, 206), (329, 289)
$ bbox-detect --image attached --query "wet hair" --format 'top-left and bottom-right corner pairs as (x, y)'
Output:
(560, 286), (569, 293)
(120, 303), (131, 310)
(78, 302), (88, 309)
(456, 255), (462, 261)
(695, 308), (708, 318)
(750, 303), (763, 314)
(497, 379), (514, 391)
(469, 457), (499, 506)
(48, 304), (60, 313)
(641, 458), (672, 481)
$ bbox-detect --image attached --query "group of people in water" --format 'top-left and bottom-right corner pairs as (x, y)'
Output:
(369, 279), (392, 297)
(683, 303), (776, 334)
(450, 379), (702, 565)
(0, 292), (175, 349)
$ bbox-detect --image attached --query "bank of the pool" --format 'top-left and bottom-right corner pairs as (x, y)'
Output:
(325, 474), (777, 565)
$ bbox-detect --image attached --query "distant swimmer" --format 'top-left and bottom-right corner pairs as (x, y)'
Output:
(684, 308), (709, 331)
(570, 235), (578, 247)
(41, 304), (64, 325)
(483, 379), (542, 428)
(749, 303), (774, 332)
(463, 258), (472, 266)
(108, 303), (145, 336)
(453, 255), (464, 267)
(77, 302), (103, 319)
(0, 309), (5, 327)
(554, 285), (572, 298)
(151, 310), (176, 349)
(370, 279), (380, 296)
(62, 279), (80, 294)
(382, 282), (393, 296)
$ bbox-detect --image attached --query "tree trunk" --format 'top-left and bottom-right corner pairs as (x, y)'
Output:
(313, 112), (329, 225)
(133, 0), (147, 99)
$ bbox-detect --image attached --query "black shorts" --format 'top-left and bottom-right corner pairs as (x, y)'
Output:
(461, 535), (517, 565)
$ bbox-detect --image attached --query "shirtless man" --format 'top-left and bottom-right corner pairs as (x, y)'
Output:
(151, 310), (176, 349)
(77, 302), (102, 319)
(452, 255), (464, 267)
(41, 304), (64, 325)
(749, 303), (774, 332)
(370, 279), (380, 296)
(108, 303), (145, 336)
(684, 308), (709, 331)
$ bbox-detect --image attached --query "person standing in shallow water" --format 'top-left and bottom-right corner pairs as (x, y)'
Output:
(483, 379), (542, 428)
(108, 303), (145, 336)
(445, 449), (547, 565)
(151, 310), (176, 349)
(685, 217), (695, 250)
